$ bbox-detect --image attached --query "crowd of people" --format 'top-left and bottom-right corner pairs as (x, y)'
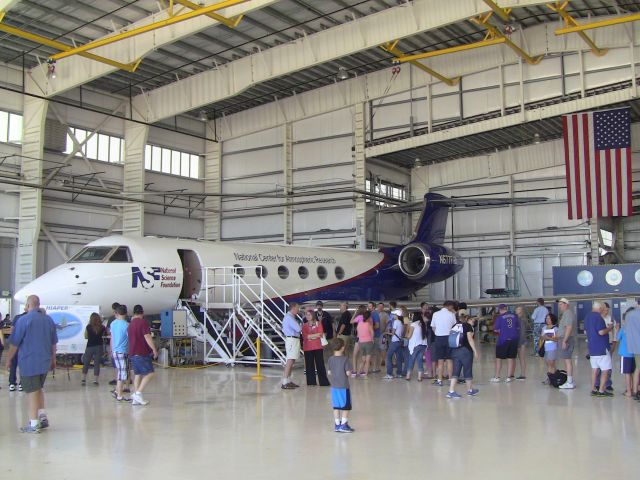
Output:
(3, 295), (640, 435)
(0, 298), (158, 434)
(279, 297), (640, 432)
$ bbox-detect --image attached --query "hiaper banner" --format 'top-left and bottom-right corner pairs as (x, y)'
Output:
(43, 305), (100, 354)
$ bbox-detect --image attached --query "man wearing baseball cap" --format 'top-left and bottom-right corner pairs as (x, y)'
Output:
(557, 298), (577, 389)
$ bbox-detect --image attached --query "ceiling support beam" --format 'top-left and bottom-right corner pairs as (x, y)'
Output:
(548, 2), (608, 57)
(381, 41), (460, 87)
(0, 21), (142, 72)
(555, 13), (640, 34)
(482, 0), (512, 22)
(48, 0), (249, 62)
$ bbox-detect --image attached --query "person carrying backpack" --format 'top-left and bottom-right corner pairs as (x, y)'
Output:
(447, 311), (479, 399)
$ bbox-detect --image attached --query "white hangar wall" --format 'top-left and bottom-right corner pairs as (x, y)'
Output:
(411, 126), (640, 302)
(219, 106), (409, 247)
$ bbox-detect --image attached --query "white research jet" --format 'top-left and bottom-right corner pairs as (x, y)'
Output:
(14, 193), (465, 314)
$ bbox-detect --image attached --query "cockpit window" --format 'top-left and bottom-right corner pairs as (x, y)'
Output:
(108, 247), (132, 263)
(69, 247), (114, 263)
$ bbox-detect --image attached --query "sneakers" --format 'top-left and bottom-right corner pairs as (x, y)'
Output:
(81, 379), (86, 386)
(467, 389), (480, 396)
(505, 376), (515, 383)
(458, 379), (466, 384)
(559, 382), (575, 390)
(606, 386), (614, 392)
(39, 417), (49, 429)
(351, 373), (358, 378)
(446, 391), (462, 399)
(432, 379), (443, 386)
(338, 423), (355, 433)
(109, 379), (117, 386)
(490, 377), (501, 383)
(601, 390), (614, 397)
(289, 382), (300, 388)
(590, 390), (599, 396)
(9, 384), (16, 392)
(18, 383), (23, 392)
(516, 376), (526, 381)
(131, 393), (149, 406)
(117, 396), (132, 402)
(20, 424), (41, 434)
(382, 374), (395, 380)
(281, 383), (296, 389)
(334, 424), (341, 433)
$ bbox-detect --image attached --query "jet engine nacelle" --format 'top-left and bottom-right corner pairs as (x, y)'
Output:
(398, 243), (462, 283)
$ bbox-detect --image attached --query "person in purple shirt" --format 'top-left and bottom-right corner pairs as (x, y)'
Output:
(490, 304), (520, 383)
(584, 301), (614, 397)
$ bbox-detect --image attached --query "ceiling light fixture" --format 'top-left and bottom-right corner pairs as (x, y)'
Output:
(198, 110), (208, 122)
(337, 66), (349, 80)
(533, 132), (541, 144)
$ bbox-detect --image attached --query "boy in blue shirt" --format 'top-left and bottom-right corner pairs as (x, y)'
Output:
(618, 311), (636, 398)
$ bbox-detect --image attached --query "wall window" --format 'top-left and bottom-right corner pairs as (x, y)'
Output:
(145, 144), (201, 179)
(64, 127), (124, 163)
(365, 178), (407, 206)
(0, 110), (23, 144)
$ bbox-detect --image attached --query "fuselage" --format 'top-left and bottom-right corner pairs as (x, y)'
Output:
(15, 235), (463, 315)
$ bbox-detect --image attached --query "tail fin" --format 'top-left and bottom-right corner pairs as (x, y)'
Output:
(410, 193), (449, 245)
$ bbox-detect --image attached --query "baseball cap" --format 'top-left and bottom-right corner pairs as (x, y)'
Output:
(559, 298), (570, 304)
(315, 301), (324, 307)
(458, 309), (468, 316)
(498, 304), (507, 310)
(392, 308), (403, 316)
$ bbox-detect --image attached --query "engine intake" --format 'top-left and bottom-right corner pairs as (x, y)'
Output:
(398, 243), (431, 280)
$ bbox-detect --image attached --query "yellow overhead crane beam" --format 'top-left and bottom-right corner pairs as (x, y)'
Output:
(380, 41), (460, 86)
(473, 12), (543, 65)
(49, 0), (248, 62)
(394, 37), (506, 63)
(555, 12), (640, 34)
(548, 2), (607, 56)
(174, 0), (243, 28)
(483, 0), (512, 22)
(0, 18), (142, 72)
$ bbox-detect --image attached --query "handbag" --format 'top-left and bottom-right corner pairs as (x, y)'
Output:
(538, 338), (545, 357)
(320, 334), (328, 347)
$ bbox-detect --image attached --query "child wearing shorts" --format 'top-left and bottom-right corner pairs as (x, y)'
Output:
(327, 338), (355, 433)
(617, 319), (637, 397)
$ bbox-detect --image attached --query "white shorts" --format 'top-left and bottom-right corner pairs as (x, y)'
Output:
(285, 337), (300, 360)
(589, 353), (612, 371)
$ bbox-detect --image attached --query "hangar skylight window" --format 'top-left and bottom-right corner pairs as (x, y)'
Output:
(144, 144), (201, 179)
(64, 127), (124, 163)
(0, 110), (23, 144)
(365, 179), (407, 206)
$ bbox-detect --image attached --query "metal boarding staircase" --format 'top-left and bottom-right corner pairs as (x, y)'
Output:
(178, 266), (291, 366)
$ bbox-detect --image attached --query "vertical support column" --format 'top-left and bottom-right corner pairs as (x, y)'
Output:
(283, 123), (293, 244)
(518, 58), (525, 121)
(614, 218), (625, 262)
(15, 96), (48, 291)
(578, 49), (586, 98)
(122, 121), (148, 237)
(508, 175), (516, 290)
(354, 103), (366, 250)
(589, 217), (600, 265)
(498, 64), (505, 116)
(426, 83), (433, 133)
(630, 41), (637, 98)
(204, 135), (222, 241)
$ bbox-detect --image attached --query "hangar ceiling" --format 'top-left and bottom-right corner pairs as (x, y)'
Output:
(1, 0), (639, 120)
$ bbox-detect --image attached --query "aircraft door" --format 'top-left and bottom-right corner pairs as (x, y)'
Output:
(178, 249), (203, 300)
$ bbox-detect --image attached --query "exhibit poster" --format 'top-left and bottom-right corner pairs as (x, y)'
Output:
(43, 305), (100, 354)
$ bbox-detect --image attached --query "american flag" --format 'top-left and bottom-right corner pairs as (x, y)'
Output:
(562, 107), (632, 219)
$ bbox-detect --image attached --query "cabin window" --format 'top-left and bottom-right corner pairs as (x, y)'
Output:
(317, 266), (328, 280)
(108, 247), (132, 263)
(278, 266), (289, 279)
(256, 266), (268, 278)
(298, 266), (308, 279)
(69, 246), (113, 263)
(233, 264), (245, 277)
(335, 266), (345, 280)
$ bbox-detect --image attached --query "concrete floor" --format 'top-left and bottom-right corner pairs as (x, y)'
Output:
(1, 341), (639, 480)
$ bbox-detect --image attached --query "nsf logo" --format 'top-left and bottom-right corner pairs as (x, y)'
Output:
(131, 267), (161, 289)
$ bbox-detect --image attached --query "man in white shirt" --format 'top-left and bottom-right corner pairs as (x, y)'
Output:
(531, 298), (548, 356)
(431, 301), (457, 386)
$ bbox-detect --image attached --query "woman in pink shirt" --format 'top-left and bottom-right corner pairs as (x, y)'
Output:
(302, 308), (329, 386)
(356, 310), (375, 377)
